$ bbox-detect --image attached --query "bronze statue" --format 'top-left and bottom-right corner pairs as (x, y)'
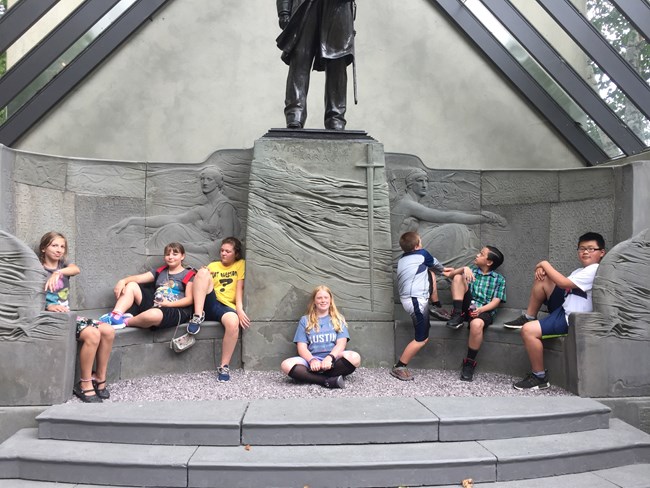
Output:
(276, 0), (355, 130)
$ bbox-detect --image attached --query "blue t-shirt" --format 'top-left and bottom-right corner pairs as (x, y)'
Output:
(293, 315), (350, 356)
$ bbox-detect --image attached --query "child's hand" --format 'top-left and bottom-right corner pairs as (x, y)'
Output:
(309, 358), (322, 372)
(535, 261), (549, 281)
(469, 308), (480, 318)
(464, 266), (475, 283)
(113, 279), (127, 298)
(442, 267), (455, 277)
(45, 271), (61, 292)
(237, 309), (250, 329)
(46, 304), (69, 313)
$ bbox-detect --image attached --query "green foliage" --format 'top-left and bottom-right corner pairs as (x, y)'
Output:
(586, 0), (650, 144)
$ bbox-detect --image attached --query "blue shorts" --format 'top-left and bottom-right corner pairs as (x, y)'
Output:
(546, 286), (565, 313)
(539, 306), (569, 338)
(204, 290), (236, 322)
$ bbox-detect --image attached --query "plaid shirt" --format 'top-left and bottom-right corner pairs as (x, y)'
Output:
(469, 265), (506, 316)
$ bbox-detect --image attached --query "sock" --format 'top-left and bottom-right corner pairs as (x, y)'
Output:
(110, 310), (123, 319)
(288, 364), (328, 386)
(466, 348), (478, 361)
(533, 370), (546, 378)
(123, 318), (130, 327)
(328, 357), (356, 377)
(525, 313), (536, 320)
(431, 300), (442, 308)
(395, 360), (407, 368)
(452, 300), (463, 312)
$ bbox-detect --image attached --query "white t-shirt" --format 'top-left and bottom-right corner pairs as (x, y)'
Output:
(562, 263), (599, 318)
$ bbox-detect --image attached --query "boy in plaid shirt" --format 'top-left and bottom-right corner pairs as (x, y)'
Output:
(445, 246), (506, 381)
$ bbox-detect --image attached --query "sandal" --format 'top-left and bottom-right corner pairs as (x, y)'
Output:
(73, 379), (102, 403)
(92, 379), (110, 400)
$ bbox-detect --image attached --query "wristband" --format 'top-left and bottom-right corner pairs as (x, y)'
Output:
(327, 354), (336, 362)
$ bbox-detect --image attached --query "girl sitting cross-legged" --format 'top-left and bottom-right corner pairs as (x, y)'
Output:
(281, 285), (361, 389)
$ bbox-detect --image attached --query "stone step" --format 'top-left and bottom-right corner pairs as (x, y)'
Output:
(1, 464), (649, 487)
(36, 396), (610, 446)
(1, 420), (648, 487)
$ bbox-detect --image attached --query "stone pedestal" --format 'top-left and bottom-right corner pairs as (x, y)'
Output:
(243, 130), (394, 369)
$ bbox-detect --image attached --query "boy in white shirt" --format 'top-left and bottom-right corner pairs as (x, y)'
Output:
(512, 232), (606, 390)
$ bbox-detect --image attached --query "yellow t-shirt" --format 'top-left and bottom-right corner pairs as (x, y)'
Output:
(206, 259), (245, 310)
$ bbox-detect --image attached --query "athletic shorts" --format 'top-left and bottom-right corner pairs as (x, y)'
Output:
(461, 291), (494, 327)
(400, 296), (430, 342)
(127, 284), (192, 329)
(287, 354), (328, 369)
(539, 306), (569, 338)
(204, 290), (236, 322)
(545, 286), (565, 313)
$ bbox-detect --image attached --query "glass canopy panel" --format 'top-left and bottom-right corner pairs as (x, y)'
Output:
(464, 0), (623, 158)
(510, 0), (650, 146)
(2, 0), (137, 122)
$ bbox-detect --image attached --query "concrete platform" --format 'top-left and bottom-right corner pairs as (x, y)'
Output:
(34, 397), (609, 446)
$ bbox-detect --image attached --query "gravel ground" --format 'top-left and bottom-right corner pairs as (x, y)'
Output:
(78, 367), (573, 403)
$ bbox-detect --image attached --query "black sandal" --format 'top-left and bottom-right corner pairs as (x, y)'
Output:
(92, 379), (110, 400)
(73, 379), (102, 403)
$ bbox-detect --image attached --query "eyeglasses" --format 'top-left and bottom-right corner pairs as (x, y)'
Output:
(577, 247), (602, 253)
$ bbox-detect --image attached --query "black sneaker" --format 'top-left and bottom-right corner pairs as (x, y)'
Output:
(446, 310), (464, 329)
(324, 375), (345, 389)
(429, 305), (451, 321)
(513, 372), (550, 390)
(460, 358), (476, 382)
(503, 314), (532, 329)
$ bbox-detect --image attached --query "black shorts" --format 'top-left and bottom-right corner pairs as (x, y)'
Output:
(462, 290), (494, 327)
(127, 284), (192, 329)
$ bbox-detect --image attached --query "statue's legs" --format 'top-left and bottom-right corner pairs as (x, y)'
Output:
(324, 57), (347, 130)
(284, 12), (318, 128)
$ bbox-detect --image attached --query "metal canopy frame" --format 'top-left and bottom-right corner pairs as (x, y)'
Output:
(0, 0), (172, 147)
(0, 0), (122, 109)
(0, 0), (60, 54)
(431, 0), (609, 165)
(609, 0), (650, 43)
(482, 0), (645, 156)
(537, 0), (650, 120)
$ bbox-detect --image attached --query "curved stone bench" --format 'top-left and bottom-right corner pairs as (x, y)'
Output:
(394, 307), (575, 390)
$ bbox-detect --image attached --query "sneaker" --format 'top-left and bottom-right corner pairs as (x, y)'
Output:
(217, 365), (230, 382)
(503, 314), (532, 329)
(460, 358), (477, 381)
(513, 372), (550, 390)
(429, 305), (451, 321)
(98, 312), (132, 329)
(324, 375), (345, 389)
(390, 366), (414, 381)
(187, 312), (205, 335)
(446, 310), (464, 329)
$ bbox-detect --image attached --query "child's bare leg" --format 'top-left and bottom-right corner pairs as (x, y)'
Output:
(192, 268), (213, 315)
(399, 338), (429, 364)
(77, 327), (100, 396)
(449, 273), (468, 300)
(526, 277), (556, 317)
(521, 320), (545, 371)
(468, 318), (485, 351)
(220, 311), (239, 367)
(126, 308), (164, 329)
(113, 282), (142, 313)
(93, 323), (115, 383)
